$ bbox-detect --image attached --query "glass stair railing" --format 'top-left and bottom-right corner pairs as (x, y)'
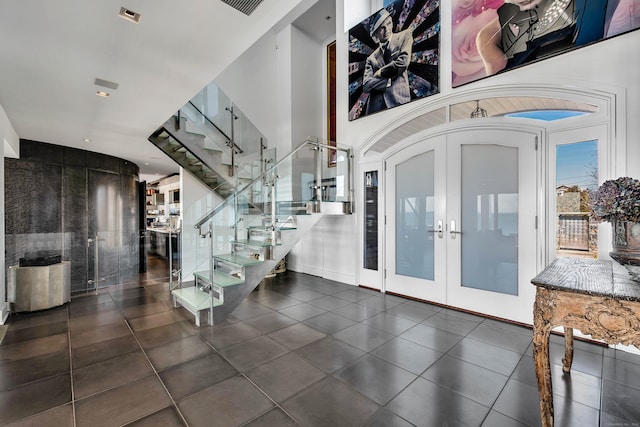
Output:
(171, 137), (353, 326)
(148, 126), (236, 199)
(148, 81), (271, 201)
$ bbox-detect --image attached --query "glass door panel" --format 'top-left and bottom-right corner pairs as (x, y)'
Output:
(548, 125), (608, 261)
(385, 137), (446, 303)
(396, 151), (435, 280)
(384, 130), (537, 323)
(364, 171), (379, 271)
(446, 130), (538, 324)
(461, 144), (519, 295)
(555, 140), (598, 257)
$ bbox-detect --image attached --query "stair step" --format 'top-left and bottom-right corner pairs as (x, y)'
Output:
(214, 253), (264, 267)
(172, 286), (222, 311)
(248, 225), (297, 231)
(232, 239), (281, 248)
(194, 269), (245, 287)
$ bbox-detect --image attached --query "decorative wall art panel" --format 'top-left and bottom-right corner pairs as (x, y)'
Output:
(452, 0), (640, 87)
(348, 0), (441, 121)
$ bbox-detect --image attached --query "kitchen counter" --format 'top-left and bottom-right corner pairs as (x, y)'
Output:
(147, 226), (179, 234)
(147, 228), (180, 258)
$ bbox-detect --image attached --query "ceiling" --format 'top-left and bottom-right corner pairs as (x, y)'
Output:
(0, 0), (332, 181)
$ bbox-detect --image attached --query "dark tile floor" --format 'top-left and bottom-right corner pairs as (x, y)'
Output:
(2, 256), (640, 426)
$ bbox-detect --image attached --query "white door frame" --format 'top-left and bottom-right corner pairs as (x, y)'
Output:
(381, 121), (544, 324)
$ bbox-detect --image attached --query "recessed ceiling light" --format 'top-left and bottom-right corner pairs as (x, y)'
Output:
(96, 91), (110, 97)
(83, 138), (91, 142)
(119, 7), (141, 23)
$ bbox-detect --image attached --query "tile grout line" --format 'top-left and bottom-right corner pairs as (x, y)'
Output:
(239, 371), (304, 426)
(66, 303), (78, 427)
(197, 313), (308, 426)
(118, 282), (191, 426)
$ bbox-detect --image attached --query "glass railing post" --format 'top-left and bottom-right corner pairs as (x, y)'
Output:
(169, 230), (174, 289)
(315, 141), (323, 203)
(226, 105), (237, 178)
(347, 147), (354, 210)
(271, 171), (277, 243)
(208, 218), (214, 287)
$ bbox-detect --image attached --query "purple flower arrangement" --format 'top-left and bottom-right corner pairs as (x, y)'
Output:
(590, 177), (640, 223)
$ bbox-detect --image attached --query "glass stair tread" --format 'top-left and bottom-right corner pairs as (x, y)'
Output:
(172, 287), (222, 310)
(214, 253), (264, 267)
(247, 225), (297, 231)
(232, 239), (281, 248)
(194, 270), (245, 287)
(275, 210), (309, 216)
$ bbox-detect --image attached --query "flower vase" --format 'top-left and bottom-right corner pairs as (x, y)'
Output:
(610, 219), (640, 281)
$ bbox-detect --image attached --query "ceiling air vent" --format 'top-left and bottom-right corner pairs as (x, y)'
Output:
(94, 78), (119, 91)
(220, 0), (263, 16)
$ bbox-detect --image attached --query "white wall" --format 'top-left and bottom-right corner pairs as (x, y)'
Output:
(1, 103), (19, 324)
(290, 24), (324, 144)
(284, 22), (357, 285)
(287, 214), (357, 284)
(214, 17), (359, 283)
(335, 0), (640, 174)
(215, 31), (279, 146)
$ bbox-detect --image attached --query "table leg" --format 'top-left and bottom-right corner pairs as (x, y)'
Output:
(533, 288), (554, 427)
(562, 327), (574, 374)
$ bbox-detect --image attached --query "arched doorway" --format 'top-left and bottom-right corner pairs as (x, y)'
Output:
(357, 87), (622, 324)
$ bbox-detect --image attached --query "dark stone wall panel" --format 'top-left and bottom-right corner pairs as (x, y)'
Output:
(63, 166), (88, 293)
(119, 231), (139, 283)
(120, 174), (138, 235)
(5, 159), (62, 234)
(88, 169), (120, 233)
(5, 140), (141, 296)
(69, 233), (88, 294)
(121, 160), (138, 176)
(119, 173), (140, 282)
(64, 147), (87, 167)
(86, 151), (120, 173)
(88, 170), (121, 287)
(20, 140), (64, 164)
(63, 166), (87, 230)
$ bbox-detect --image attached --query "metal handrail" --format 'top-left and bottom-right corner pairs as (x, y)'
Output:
(193, 137), (347, 230)
(186, 101), (244, 154)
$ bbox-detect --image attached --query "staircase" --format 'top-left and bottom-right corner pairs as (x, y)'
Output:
(170, 136), (352, 326)
(149, 83), (353, 326)
(149, 82), (270, 201)
(173, 208), (322, 325)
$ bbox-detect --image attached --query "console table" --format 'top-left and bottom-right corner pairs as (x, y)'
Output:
(531, 257), (640, 426)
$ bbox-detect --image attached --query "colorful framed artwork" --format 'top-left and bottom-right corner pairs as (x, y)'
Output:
(348, 0), (440, 121)
(452, 0), (640, 87)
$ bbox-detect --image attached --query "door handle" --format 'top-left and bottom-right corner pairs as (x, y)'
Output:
(450, 220), (462, 239)
(427, 220), (444, 239)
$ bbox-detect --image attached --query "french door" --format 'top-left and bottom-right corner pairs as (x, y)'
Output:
(385, 129), (538, 324)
